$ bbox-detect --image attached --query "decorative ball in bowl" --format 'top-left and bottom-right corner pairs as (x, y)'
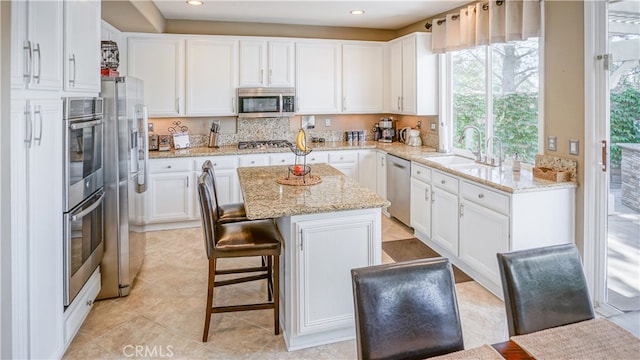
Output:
(290, 165), (311, 177)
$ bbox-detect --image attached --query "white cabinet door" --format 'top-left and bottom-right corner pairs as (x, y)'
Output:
(296, 41), (341, 114)
(195, 156), (241, 206)
(128, 37), (185, 117)
(410, 177), (432, 238)
(401, 36), (416, 114)
(11, 0), (63, 91)
(375, 151), (387, 199)
(64, 0), (101, 93)
(431, 186), (459, 255)
(28, 99), (65, 359)
(147, 172), (193, 222)
(388, 39), (403, 113)
(186, 38), (238, 116)
(239, 40), (293, 87)
(268, 40), (295, 87)
(342, 43), (384, 113)
(295, 214), (378, 335)
(357, 150), (377, 192)
(459, 199), (509, 283)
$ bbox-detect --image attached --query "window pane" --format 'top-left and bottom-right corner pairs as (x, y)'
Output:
(491, 38), (539, 164)
(452, 47), (487, 154)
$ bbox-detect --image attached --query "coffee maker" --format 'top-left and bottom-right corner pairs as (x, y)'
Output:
(378, 117), (395, 143)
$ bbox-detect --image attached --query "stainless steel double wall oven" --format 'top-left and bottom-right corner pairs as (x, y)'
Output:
(63, 97), (105, 306)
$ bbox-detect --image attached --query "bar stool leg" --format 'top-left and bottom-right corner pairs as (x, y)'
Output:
(267, 256), (273, 301)
(273, 254), (280, 335)
(203, 258), (216, 342)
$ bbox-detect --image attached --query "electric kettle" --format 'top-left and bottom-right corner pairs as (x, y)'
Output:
(407, 129), (422, 147)
(398, 127), (411, 144)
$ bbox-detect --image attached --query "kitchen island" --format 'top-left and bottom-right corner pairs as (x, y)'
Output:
(237, 163), (389, 351)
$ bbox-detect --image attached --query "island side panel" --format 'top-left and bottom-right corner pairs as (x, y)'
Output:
(276, 208), (382, 351)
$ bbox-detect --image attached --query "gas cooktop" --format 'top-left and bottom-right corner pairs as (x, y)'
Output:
(237, 140), (293, 150)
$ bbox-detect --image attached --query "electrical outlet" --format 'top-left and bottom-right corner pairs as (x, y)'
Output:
(569, 139), (579, 155)
(430, 122), (436, 130)
(547, 136), (557, 151)
(325, 118), (331, 127)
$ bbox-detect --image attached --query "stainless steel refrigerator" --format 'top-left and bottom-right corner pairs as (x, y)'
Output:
(97, 76), (149, 299)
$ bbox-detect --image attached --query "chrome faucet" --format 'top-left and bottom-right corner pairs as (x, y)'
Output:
(486, 136), (503, 168)
(458, 125), (483, 162)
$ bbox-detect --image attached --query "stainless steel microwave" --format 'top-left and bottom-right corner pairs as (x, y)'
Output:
(237, 87), (295, 118)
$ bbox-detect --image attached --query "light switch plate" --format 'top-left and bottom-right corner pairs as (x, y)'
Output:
(547, 136), (557, 151)
(430, 122), (437, 130)
(325, 118), (331, 127)
(569, 139), (579, 155)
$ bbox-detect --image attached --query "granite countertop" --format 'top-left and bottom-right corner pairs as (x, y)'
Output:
(237, 163), (390, 219)
(150, 142), (576, 194)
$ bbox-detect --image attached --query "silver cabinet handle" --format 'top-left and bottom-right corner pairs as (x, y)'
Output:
(478, 194), (484, 199)
(186, 176), (189, 188)
(343, 97), (347, 112)
(24, 103), (33, 147)
(34, 105), (43, 145)
(460, 203), (464, 217)
(431, 190), (435, 203)
(425, 188), (429, 201)
(69, 54), (77, 87)
(167, 165), (172, 168)
(441, 180), (446, 184)
(23, 40), (33, 83)
(33, 43), (41, 84)
(175, 97), (180, 114)
(261, 69), (264, 84)
(269, 69), (272, 85)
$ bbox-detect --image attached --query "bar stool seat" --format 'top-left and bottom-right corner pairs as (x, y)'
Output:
(197, 169), (282, 342)
(202, 160), (248, 224)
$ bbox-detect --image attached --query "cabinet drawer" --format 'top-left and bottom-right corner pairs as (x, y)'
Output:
(270, 153), (296, 165)
(239, 154), (269, 167)
(411, 163), (431, 183)
(197, 156), (238, 170)
(461, 181), (510, 214)
(306, 152), (329, 164)
(328, 151), (357, 163)
(432, 170), (458, 194)
(149, 158), (194, 173)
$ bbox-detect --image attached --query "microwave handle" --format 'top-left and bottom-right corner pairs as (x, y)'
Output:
(70, 192), (105, 222)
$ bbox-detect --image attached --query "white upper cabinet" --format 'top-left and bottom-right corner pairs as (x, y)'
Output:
(388, 33), (438, 115)
(342, 42), (384, 113)
(239, 39), (294, 87)
(128, 37), (185, 117)
(64, 0), (101, 93)
(186, 38), (238, 116)
(11, 0), (63, 91)
(296, 41), (342, 114)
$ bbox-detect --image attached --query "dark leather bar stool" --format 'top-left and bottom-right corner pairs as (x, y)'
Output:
(201, 159), (248, 223)
(351, 258), (464, 360)
(497, 243), (595, 336)
(197, 170), (282, 342)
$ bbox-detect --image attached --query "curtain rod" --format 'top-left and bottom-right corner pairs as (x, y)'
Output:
(424, 0), (503, 30)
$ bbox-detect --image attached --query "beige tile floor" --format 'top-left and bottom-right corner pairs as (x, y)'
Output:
(63, 216), (507, 359)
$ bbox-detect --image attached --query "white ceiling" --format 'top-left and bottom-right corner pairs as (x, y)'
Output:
(152, 0), (470, 30)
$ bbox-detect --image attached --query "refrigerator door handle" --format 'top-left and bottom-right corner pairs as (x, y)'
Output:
(137, 105), (150, 193)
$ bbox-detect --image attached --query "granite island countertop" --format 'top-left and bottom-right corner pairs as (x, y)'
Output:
(237, 163), (390, 219)
(150, 141), (576, 194)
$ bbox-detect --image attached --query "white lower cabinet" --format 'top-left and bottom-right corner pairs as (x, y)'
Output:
(357, 150), (377, 193)
(327, 150), (358, 179)
(375, 151), (387, 199)
(430, 171), (459, 255)
(64, 268), (100, 348)
(277, 208), (382, 350)
(146, 158), (195, 223)
(410, 163), (433, 239)
(459, 197), (509, 285)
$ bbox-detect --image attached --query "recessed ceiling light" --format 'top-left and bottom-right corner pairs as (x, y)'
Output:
(186, 0), (203, 6)
(350, 10), (365, 15)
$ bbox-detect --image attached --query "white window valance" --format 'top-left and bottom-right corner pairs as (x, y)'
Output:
(431, 0), (541, 54)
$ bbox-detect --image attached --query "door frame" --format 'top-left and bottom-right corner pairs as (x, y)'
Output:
(583, 0), (620, 317)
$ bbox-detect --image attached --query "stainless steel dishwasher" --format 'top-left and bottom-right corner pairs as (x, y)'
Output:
(386, 154), (411, 226)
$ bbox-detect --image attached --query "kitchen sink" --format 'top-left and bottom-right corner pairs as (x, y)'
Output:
(426, 155), (478, 166)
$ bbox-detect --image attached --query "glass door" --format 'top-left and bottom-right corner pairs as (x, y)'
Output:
(605, 0), (640, 312)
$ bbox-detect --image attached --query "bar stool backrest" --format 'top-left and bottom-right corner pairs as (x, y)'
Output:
(197, 171), (220, 259)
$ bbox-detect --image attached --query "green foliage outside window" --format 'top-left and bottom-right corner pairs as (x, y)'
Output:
(610, 88), (640, 167)
(454, 93), (538, 164)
